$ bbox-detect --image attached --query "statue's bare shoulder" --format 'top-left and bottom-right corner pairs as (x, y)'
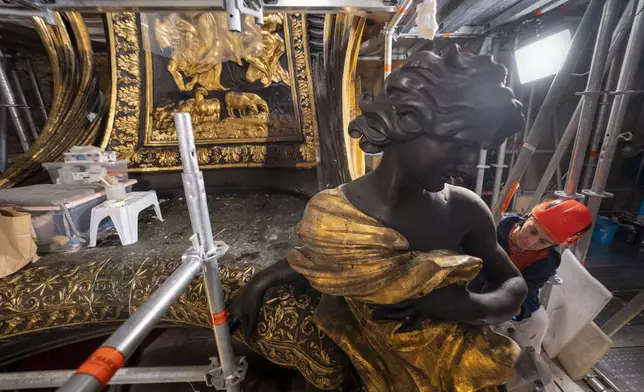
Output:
(445, 184), (493, 227)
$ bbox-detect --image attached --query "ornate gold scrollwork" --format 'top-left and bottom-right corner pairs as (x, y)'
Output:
(0, 258), (348, 389)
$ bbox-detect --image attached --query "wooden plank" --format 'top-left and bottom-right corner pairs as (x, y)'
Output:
(557, 322), (612, 380)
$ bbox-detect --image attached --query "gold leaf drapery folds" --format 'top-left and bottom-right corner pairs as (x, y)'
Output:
(101, 13), (319, 171)
(287, 188), (521, 392)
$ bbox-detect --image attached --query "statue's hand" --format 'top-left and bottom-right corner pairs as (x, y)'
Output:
(227, 259), (306, 341)
(227, 278), (268, 342)
(371, 299), (423, 333)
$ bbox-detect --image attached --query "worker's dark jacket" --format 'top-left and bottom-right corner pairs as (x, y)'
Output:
(498, 214), (561, 321)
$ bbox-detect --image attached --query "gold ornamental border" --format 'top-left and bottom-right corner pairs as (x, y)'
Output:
(100, 13), (319, 172)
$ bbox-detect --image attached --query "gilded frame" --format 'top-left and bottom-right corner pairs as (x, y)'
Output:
(101, 13), (319, 172)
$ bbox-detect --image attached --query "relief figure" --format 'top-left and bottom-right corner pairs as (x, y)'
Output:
(245, 14), (291, 87)
(151, 90), (269, 141)
(184, 87), (221, 123)
(154, 12), (262, 92)
(225, 92), (269, 119)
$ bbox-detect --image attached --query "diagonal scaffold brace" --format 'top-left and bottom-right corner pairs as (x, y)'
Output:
(56, 113), (245, 392)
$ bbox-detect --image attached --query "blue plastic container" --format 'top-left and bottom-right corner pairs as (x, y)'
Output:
(638, 200), (644, 216)
(591, 216), (620, 245)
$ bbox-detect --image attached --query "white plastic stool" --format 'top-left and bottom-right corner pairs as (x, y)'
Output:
(89, 191), (163, 247)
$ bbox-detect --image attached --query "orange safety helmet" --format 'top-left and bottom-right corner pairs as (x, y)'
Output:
(532, 199), (593, 246)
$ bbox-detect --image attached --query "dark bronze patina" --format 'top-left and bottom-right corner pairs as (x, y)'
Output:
(228, 45), (527, 392)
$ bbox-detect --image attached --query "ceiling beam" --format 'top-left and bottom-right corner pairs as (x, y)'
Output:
(439, 0), (504, 33)
(484, 0), (570, 32)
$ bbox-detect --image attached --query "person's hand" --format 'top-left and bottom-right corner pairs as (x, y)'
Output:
(227, 278), (269, 342)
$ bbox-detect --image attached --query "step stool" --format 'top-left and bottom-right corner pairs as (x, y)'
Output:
(89, 191), (163, 247)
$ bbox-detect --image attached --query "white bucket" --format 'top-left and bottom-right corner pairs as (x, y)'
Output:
(105, 184), (127, 200)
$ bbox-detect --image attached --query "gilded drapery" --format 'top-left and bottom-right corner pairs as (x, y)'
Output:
(287, 188), (520, 392)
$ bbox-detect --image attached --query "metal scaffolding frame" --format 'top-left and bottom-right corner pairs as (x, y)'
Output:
(24, 56), (48, 122)
(492, 0), (605, 220)
(561, 0), (620, 200)
(529, 0), (637, 209)
(9, 65), (39, 141)
(383, 0), (415, 80)
(50, 0), (397, 13)
(0, 367), (210, 390)
(0, 50), (31, 152)
(484, 0), (572, 33)
(575, 0), (644, 263)
(52, 114), (244, 392)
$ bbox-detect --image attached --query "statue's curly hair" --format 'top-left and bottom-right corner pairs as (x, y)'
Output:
(348, 45), (524, 154)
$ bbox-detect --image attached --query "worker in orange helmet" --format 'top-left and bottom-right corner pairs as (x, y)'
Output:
(494, 199), (593, 353)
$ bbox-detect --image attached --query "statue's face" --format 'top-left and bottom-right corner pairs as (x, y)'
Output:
(393, 125), (498, 193)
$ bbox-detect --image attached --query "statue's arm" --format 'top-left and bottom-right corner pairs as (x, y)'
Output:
(227, 259), (306, 339)
(245, 258), (305, 290)
(372, 191), (527, 328)
(452, 190), (527, 324)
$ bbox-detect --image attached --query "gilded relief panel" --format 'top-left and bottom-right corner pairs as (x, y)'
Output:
(102, 13), (318, 171)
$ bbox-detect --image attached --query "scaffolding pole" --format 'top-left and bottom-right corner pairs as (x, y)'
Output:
(175, 113), (243, 392)
(581, 58), (620, 190)
(475, 150), (488, 196)
(562, 0), (620, 198)
(552, 108), (563, 191)
(9, 67), (38, 140)
(24, 57), (48, 122)
(383, 0), (414, 80)
(56, 114), (240, 392)
(576, 0), (644, 263)
(490, 139), (508, 206)
(528, 0), (636, 208)
(601, 290), (644, 337)
(492, 0), (605, 221)
(0, 367), (210, 390)
(524, 82), (536, 140)
(0, 51), (30, 152)
(580, 0), (637, 189)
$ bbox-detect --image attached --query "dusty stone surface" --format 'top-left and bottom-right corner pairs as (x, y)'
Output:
(39, 191), (308, 270)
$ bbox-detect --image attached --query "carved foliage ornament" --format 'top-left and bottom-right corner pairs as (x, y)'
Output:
(101, 13), (319, 171)
(0, 259), (347, 389)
